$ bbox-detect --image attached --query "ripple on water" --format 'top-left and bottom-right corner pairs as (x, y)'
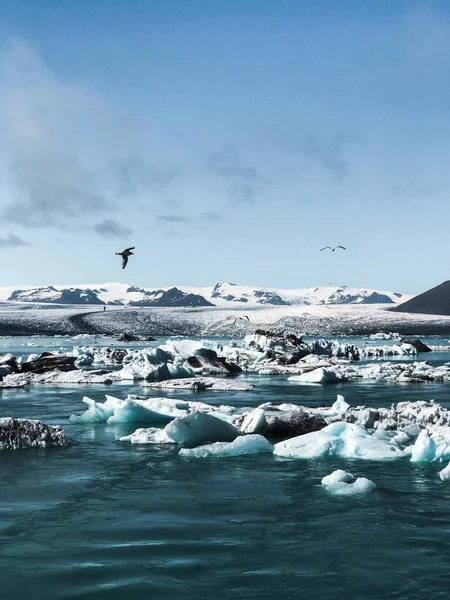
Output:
(2, 336), (450, 598)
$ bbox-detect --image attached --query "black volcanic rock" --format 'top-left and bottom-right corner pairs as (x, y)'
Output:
(399, 339), (432, 352)
(263, 411), (327, 441)
(117, 333), (139, 342)
(20, 353), (77, 374)
(392, 281), (450, 316)
(128, 287), (214, 307)
(187, 355), (242, 374)
(0, 418), (66, 450)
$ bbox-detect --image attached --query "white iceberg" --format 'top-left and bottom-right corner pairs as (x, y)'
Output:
(439, 463), (450, 481)
(165, 411), (240, 447)
(273, 421), (405, 460)
(143, 377), (254, 391)
(321, 469), (354, 485)
(70, 395), (189, 424)
(288, 367), (346, 384)
(179, 434), (273, 458)
(120, 427), (174, 444)
(321, 471), (376, 496)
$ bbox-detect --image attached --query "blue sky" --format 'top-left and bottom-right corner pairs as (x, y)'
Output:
(0, 0), (449, 293)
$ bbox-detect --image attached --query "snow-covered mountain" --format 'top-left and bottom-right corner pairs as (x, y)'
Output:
(0, 282), (411, 307)
(3, 284), (213, 308)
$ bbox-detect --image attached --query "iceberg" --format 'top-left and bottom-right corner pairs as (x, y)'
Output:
(143, 376), (254, 391)
(179, 434), (273, 458)
(70, 395), (189, 424)
(439, 463), (450, 481)
(321, 470), (376, 496)
(165, 411), (240, 447)
(273, 421), (405, 460)
(288, 367), (347, 384)
(120, 427), (174, 444)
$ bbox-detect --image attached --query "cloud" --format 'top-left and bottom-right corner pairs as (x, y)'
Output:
(202, 211), (221, 221)
(0, 233), (29, 247)
(207, 146), (266, 204)
(230, 184), (256, 204)
(392, 181), (437, 198)
(94, 219), (132, 238)
(0, 39), (115, 229)
(301, 133), (350, 179)
(157, 214), (189, 223)
(4, 155), (110, 227)
(208, 147), (261, 182)
(110, 156), (180, 196)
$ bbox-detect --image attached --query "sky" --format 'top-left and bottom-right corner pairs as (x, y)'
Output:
(0, 0), (449, 294)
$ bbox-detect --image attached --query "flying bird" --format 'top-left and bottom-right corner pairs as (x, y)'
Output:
(320, 246), (346, 252)
(115, 246), (135, 269)
(233, 315), (250, 325)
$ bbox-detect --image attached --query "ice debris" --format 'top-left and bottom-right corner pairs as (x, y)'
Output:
(321, 470), (376, 495)
(273, 422), (405, 460)
(179, 434), (273, 458)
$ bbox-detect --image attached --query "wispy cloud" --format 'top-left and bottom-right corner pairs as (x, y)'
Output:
(301, 133), (350, 179)
(208, 147), (261, 181)
(0, 233), (29, 248)
(157, 214), (189, 223)
(110, 156), (180, 196)
(202, 211), (221, 221)
(94, 219), (132, 238)
(0, 39), (113, 229)
(207, 146), (266, 204)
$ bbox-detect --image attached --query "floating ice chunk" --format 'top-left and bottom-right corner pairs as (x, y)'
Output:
(315, 395), (350, 418)
(165, 411), (240, 447)
(321, 469), (354, 485)
(323, 476), (376, 496)
(239, 408), (267, 434)
(107, 399), (174, 424)
(273, 421), (405, 460)
(69, 395), (119, 423)
(143, 377), (254, 391)
(439, 463), (450, 481)
(70, 395), (188, 424)
(332, 395), (349, 413)
(179, 434), (273, 458)
(288, 367), (346, 384)
(120, 427), (174, 444)
(410, 430), (438, 463)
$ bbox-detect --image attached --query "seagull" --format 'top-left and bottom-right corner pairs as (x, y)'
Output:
(233, 315), (250, 325)
(115, 246), (135, 269)
(320, 246), (346, 252)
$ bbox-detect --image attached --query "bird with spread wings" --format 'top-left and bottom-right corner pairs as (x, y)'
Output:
(320, 246), (346, 252)
(115, 247), (135, 269)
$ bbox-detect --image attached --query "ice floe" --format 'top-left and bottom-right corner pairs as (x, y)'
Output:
(165, 411), (240, 447)
(70, 395), (190, 424)
(439, 463), (450, 481)
(273, 422), (405, 460)
(143, 377), (254, 391)
(179, 434), (273, 458)
(321, 470), (376, 495)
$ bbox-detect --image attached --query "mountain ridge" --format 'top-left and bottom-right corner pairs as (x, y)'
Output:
(0, 282), (411, 307)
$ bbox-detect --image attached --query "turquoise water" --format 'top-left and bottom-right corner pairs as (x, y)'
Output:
(2, 337), (450, 599)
